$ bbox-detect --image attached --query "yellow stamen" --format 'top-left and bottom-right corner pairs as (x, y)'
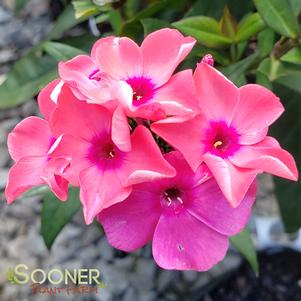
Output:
(214, 141), (223, 148)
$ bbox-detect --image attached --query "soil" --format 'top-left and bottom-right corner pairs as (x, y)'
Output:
(203, 248), (301, 301)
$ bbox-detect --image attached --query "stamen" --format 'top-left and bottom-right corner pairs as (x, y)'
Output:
(214, 141), (223, 148)
(108, 150), (115, 159)
(176, 197), (183, 204)
(166, 197), (173, 206)
(136, 95), (143, 101)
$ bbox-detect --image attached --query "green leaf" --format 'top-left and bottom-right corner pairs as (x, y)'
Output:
(41, 187), (81, 250)
(48, 4), (88, 40)
(289, 0), (301, 16)
(23, 186), (51, 198)
(221, 52), (258, 86)
(271, 85), (301, 233)
(109, 9), (123, 35)
(253, 0), (300, 38)
(220, 6), (238, 40)
(258, 28), (275, 58)
(141, 18), (171, 36)
(258, 58), (301, 93)
(230, 228), (259, 274)
(121, 0), (170, 38)
(236, 13), (265, 42)
(281, 46), (301, 65)
(184, 0), (226, 19)
(72, 0), (102, 19)
(172, 17), (232, 48)
(43, 42), (86, 61)
(0, 49), (57, 109)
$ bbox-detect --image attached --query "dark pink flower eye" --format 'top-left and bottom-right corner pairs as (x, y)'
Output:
(126, 77), (155, 106)
(88, 69), (102, 81)
(160, 187), (184, 212)
(204, 121), (240, 158)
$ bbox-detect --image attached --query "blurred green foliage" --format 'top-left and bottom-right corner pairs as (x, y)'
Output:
(1, 0), (301, 270)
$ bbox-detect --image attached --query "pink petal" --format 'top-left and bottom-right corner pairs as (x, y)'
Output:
(151, 115), (207, 171)
(38, 79), (60, 120)
(50, 85), (111, 140)
(79, 166), (132, 224)
(229, 137), (298, 181)
(91, 36), (143, 80)
(187, 179), (257, 236)
(232, 84), (284, 145)
(152, 210), (229, 271)
(112, 105), (131, 152)
(8, 117), (52, 162)
(41, 157), (70, 201)
(98, 187), (161, 252)
(5, 156), (47, 204)
(203, 153), (258, 207)
(49, 134), (91, 186)
(119, 125), (176, 186)
(154, 69), (200, 116)
(194, 63), (239, 123)
(141, 29), (196, 87)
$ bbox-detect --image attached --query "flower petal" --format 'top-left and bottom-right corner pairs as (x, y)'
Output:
(154, 69), (200, 116)
(112, 105), (131, 152)
(119, 125), (176, 186)
(91, 36), (143, 80)
(152, 210), (229, 271)
(232, 84), (284, 145)
(229, 137), (298, 181)
(194, 63), (239, 123)
(5, 156), (47, 204)
(203, 153), (258, 207)
(187, 179), (257, 236)
(141, 29), (196, 87)
(8, 117), (52, 162)
(79, 166), (132, 224)
(98, 187), (161, 252)
(38, 79), (60, 120)
(50, 85), (111, 140)
(151, 114), (207, 171)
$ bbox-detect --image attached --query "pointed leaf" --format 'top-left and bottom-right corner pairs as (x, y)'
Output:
(254, 0), (299, 38)
(220, 6), (238, 40)
(41, 187), (81, 250)
(230, 228), (259, 274)
(236, 13), (266, 42)
(173, 16), (232, 48)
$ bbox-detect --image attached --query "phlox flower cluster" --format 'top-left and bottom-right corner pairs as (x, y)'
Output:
(5, 29), (298, 271)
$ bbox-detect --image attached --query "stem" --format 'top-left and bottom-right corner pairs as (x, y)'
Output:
(272, 34), (301, 59)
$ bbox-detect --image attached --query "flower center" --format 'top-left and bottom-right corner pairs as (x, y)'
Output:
(126, 77), (155, 106)
(89, 69), (102, 81)
(204, 121), (240, 158)
(160, 188), (184, 212)
(87, 135), (124, 169)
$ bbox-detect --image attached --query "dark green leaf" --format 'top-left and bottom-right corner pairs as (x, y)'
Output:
(172, 17), (232, 48)
(254, 0), (300, 38)
(0, 49), (57, 109)
(230, 228), (259, 274)
(184, 0), (226, 19)
(236, 13), (265, 42)
(271, 85), (301, 232)
(281, 46), (301, 65)
(109, 9), (123, 35)
(43, 42), (86, 61)
(141, 18), (171, 36)
(41, 187), (81, 250)
(48, 4), (88, 40)
(258, 28), (275, 58)
(221, 52), (258, 85)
